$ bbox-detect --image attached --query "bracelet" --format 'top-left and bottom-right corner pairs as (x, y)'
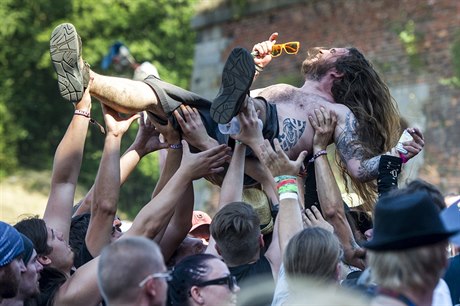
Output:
(169, 143), (183, 150)
(279, 192), (299, 201)
(399, 152), (409, 164)
(235, 140), (243, 145)
(74, 109), (90, 118)
(255, 64), (264, 73)
(309, 150), (327, 163)
(74, 110), (105, 134)
(274, 175), (297, 183)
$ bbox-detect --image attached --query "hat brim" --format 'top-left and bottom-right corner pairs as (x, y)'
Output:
(364, 230), (458, 251)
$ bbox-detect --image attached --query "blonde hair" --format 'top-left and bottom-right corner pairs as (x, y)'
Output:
(368, 241), (448, 291)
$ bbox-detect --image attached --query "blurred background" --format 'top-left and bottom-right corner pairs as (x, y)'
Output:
(1, 0), (459, 223)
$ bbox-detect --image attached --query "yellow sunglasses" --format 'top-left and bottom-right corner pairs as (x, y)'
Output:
(271, 41), (300, 57)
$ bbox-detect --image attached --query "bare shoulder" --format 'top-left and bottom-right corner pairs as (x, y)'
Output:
(257, 84), (298, 100)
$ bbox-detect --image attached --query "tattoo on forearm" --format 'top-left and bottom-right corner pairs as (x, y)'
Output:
(336, 112), (380, 180)
(278, 118), (306, 151)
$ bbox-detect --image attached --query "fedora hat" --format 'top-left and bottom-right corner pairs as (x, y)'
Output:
(365, 191), (458, 251)
(242, 188), (274, 235)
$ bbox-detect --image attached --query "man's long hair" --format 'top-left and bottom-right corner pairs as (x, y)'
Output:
(332, 48), (400, 210)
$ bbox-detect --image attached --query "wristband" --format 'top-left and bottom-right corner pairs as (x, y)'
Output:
(254, 64), (264, 73)
(279, 192), (299, 201)
(309, 150), (327, 163)
(274, 175), (297, 183)
(235, 140), (243, 145)
(74, 110), (105, 134)
(74, 109), (90, 118)
(399, 152), (409, 164)
(169, 143), (183, 150)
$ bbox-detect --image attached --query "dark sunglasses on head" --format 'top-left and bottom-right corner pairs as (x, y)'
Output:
(195, 275), (238, 292)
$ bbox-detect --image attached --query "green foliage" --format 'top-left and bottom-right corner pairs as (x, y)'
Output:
(397, 20), (423, 70)
(440, 31), (460, 88)
(0, 0), (196, 217)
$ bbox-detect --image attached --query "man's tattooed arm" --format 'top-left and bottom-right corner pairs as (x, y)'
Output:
(278, 118), (306, 151)
(335, 112), (380, 181)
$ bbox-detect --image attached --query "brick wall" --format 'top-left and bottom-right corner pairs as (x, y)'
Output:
(191, 0), (460, 195)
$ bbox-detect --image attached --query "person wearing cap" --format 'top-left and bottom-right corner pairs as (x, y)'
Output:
(365, 191), (459, 306)
(1, 234), (43, 306)
(0, 221), (26, 301)
(189, 211), (212, 242)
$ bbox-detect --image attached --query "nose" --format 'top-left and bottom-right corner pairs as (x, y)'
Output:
(233, 284), (240, 293)
(19, 259), (27, 272)
(36, 261), (44, 272)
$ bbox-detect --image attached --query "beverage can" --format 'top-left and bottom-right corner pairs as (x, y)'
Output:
(396, 130), (413, 154)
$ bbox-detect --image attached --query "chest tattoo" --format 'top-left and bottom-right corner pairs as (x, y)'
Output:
(278, 118), (306, 151)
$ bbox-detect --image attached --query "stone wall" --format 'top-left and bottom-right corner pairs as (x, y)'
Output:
(190, 0), (460, 194)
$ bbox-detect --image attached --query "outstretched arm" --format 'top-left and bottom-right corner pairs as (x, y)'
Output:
(43, 80), (92, 243)
(85, 105), (139, 257)
(310, 107), (366, 270)
(260, 138), (308, 280)
(335, 111), (424, 182)
(73, 112), (167, 216)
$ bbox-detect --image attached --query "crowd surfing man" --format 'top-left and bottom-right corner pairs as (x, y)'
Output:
(49, 24), (424, 209)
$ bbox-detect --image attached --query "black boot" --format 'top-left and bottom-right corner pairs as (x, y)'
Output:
(211, 48), (255, 124)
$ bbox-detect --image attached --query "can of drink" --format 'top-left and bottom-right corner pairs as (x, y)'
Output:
(395, 130), (413, 154)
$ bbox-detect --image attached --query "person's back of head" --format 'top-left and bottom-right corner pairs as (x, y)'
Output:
(403, 179), (446, 211)
(284, 227), (341, 283)
(210, 202), (261, 266)
(98, 236), (167, 306)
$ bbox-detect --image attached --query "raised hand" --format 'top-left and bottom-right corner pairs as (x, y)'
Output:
(150, 117), (181, 145)
(232, 99), (264, 148)
(132, 112), (168, 156)
(101, 104), (140, 137)
(309, 107), (337, 152)
(75, 77), (93, 112)
(174, 105), (218, 150)
(260, 138), (308, 177)
(178, 140), (231, 180)
(252, 32), (278, 69)
(303, 206), (334, 233)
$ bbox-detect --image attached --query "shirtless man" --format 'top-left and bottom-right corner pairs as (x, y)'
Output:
(50, 25), (423, 207)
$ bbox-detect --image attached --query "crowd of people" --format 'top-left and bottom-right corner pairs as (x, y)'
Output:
(1, 22), (459, 306)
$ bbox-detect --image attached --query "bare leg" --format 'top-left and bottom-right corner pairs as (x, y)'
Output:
(90, 70), (167, 118)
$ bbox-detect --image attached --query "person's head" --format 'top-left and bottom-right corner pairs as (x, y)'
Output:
(167, 236), (208, 268)
(17, 234), (43, 300)
(15, 217), (74, 272)
(365, 191), (457, 292)
(210, 202), (262, 266)
(284, 227), (342, 283)
(98, 237), (168, 306)
(189, 211), (212, 241)
(0, 221), (26, 299)
(404, 179), (446, 211)
(168, 254), (239, 306)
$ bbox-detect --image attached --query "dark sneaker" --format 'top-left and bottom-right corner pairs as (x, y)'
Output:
(50, 23), (89, 103)
(211, 47), (255, 124)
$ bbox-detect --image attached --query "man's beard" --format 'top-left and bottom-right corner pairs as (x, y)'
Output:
(303, 48), (336, 81)
(0, 264), (21, 299)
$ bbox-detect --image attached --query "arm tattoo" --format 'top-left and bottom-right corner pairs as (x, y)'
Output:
(336, 112), (380, 181)
(278, 118), (306, 151)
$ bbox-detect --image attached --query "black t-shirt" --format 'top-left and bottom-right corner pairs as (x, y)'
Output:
(229, 256), (275, 306)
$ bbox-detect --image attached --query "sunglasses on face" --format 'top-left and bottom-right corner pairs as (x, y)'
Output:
(271, 41), (300, 57)
(195, 275), (238, 292)
(138, 271), (172, 287)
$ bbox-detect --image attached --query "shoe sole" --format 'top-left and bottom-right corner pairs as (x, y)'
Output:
(50, 23), (83, 103)
(211, 48), (255, 124)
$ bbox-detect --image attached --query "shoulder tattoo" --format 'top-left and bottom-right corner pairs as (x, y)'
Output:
(336, 112), (380, 180)
(278, 118), (306, 151)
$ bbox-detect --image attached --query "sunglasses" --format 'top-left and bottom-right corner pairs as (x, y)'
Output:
(271, 41), (300, 57)
(138, 271), (172, 287)
(195, 275), (238, 292)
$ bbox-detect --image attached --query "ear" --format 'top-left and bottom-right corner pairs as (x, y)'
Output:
(37, 255), (51, 266)
(190, 286), (204, 305)
(143, 279), (157, 298)
(330, 69), (344, 79)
